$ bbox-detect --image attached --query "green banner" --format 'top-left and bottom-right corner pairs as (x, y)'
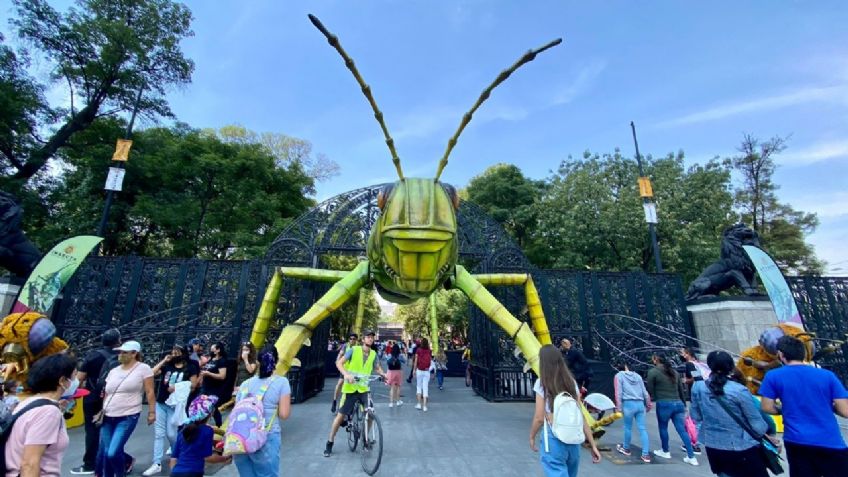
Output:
(14, 235), (102, 314)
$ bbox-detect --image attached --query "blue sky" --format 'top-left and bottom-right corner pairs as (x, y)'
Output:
(4, 1), (847, 272)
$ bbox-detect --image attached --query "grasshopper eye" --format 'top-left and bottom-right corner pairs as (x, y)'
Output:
(377, 184), (395, 210)
(441, 183), (460, 209)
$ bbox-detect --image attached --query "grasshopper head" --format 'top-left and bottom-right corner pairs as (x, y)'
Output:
(367, 178), (459, 303)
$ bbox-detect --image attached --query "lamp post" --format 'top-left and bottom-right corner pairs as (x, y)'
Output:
(96, 87), (144, 247)
(630, 121), (663, 273)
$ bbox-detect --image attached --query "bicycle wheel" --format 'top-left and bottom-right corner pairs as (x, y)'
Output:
(360, 410), (383, 475)
(347, 405), (361, 452)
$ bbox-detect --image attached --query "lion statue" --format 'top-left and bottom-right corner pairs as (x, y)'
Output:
(686, 223), (761, 301)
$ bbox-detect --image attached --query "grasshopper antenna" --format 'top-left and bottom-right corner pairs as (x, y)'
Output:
(308, 14), (404, 180)
(434, 38), (562, 181)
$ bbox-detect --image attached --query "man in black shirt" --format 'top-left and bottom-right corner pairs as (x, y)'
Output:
(560, 338), (593, 392)
(71, 329), (122, 475)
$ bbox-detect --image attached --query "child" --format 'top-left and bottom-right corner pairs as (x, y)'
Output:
(170, 395), (231, 477)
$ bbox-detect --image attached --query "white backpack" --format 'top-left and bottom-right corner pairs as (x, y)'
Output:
(544, 391), (585, 450)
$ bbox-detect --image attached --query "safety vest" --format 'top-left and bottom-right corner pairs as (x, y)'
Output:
(342, 346), (376, 394)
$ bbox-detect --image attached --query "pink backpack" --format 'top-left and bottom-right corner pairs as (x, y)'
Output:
(222, 377), (277, 455)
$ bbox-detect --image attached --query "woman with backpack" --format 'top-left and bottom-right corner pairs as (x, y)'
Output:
(613, 360), (652, 463)
(645, 354), (698, 466)
(231, 347), (291, 477)
(386, 343), (404, 407)
(529, 345), (601, 476)
(4, 353), (76, 477)
(411, 338), (433, 411)
(169, 395), (232, 477)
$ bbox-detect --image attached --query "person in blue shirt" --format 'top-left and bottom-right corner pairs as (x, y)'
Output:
(169, 394), (231, 477)
(690, 350), (769, 477)
(760, 335), (848, 477)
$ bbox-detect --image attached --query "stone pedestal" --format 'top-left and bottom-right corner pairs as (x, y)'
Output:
(0, 277), (22, 316)
(687, 296), (777, 356)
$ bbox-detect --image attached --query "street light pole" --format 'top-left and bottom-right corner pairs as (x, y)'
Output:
(630, 121), (663, 273)
(96, 87), (144, 246)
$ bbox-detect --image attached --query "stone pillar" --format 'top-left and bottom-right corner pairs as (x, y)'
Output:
(687, 297), (777, 356)
(0, 277), (23, 316)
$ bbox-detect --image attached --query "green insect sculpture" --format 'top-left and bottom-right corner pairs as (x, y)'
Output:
(252, 14), (559, 379)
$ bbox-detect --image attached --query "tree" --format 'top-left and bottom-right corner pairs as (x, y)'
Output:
(732, 134), (823, 274)
(3, 0), (194, 187)
(395, 289), (469, 342)
(465, 164), (544, 248)
(33, 119), (315, 258)
(532, 150), (737, 283)
(212, 125), (340, 182)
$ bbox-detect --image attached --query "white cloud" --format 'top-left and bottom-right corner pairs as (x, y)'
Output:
(789, 191), (848, 219)
(779, 139), (848, 166)
(551, 60), (607, 106)
(654, 85), (848, 129)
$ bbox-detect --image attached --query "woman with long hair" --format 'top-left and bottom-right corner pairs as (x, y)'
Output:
(529, 345), (601, 476)
(646, 354), (698, 465)
(236, 341), (258, 388)
(233, 347), (292, 476)
(200, 341), (228, 426)
(386, 343), (404, 407)
(97, 340), (156, 477)
(690, 350), (769, 477)
(411, 338), (433, 411)
(613, 360), (652, 463)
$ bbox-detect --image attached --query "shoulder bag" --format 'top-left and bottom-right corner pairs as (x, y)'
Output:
(714, 394), (784, 475)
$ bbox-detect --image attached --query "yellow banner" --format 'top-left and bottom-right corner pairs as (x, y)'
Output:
(113, 139), (133, 161)
(638, 177), (653, 198)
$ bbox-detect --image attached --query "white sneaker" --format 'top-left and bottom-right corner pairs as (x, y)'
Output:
(423, 406), (428, 412)
(415, 403), (422, 410)
(653, 450), (671, 459)
(142, 463), (162, 476)
(396, 400), (403, 407)
(388, 402), (394, 408)
(166, 447), (171, 456)
(684, 456), (699, 466)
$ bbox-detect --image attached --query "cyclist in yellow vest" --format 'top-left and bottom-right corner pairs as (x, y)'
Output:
(324, 330), (386, 457)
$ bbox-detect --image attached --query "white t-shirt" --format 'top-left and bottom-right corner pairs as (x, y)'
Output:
(533, 378), (580, 413)
(104, 362), (154, 417)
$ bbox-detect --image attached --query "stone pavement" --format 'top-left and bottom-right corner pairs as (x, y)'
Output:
(61, 366), (847, 476)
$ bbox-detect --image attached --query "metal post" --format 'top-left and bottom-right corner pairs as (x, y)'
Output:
(630, 121), (663, 273)
(96, 87), (144, 245)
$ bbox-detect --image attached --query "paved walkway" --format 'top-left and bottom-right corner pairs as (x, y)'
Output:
(61, 367), (847, 476)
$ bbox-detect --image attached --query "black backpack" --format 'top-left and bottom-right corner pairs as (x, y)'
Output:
(0, 399), (58, 473)
(94, 350), (121, 398)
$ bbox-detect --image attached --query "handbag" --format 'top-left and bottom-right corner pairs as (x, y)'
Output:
(683, 414), (699, 446)
(714, 395), (784, 475)
(92, 363), (139, 428)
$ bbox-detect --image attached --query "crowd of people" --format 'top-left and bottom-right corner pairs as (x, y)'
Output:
(0, 327), (845, 477)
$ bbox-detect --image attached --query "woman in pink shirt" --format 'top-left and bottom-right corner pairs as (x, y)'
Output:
(4, 353), (77, 477)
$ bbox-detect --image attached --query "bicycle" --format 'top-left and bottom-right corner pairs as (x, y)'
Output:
(344, 374), (384, 475)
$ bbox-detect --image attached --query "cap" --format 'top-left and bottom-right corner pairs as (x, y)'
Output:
(188, 338), (203, 346)
(363, 330), (376, 337)
(114, 340), (141, 353)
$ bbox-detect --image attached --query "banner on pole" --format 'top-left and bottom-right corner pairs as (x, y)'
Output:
(643, 202), (658, 224)
(105, 167), (126, 191)
(112, 139), (132, 161)
(12, 235), (103, 314)
(638, 177), (654, 198)
(743, 245), (803, 328)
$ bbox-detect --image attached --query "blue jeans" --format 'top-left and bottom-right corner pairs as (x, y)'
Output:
(96, 413), (140, 477)
(656, 400), (694, 458)
(233, 432), (281, 477)
(539, 427), (581, 477)
(622, 400), (650, 456)
(436, 369), (444, 387)
(153, 402), (177, 462)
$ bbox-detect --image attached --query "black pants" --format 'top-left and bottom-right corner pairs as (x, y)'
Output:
(785, 441), (848, 477)
(82, 398), (102, 468)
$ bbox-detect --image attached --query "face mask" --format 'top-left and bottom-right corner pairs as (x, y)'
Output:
(118, 353), (132, 364)
(61, 377), (79, 400)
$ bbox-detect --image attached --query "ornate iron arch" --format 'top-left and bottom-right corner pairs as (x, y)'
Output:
(265, 183), (530, 272)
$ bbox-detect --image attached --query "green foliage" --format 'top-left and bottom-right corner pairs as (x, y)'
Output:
(530, 150), (736, 284)
(3, 0), (194, 184)
(320, 255), (381, 337)
(465, 163), (544, 247)
(731, 135), (823, 274)
(29, 119), (314, 258)
(395, 289), (469, 341)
